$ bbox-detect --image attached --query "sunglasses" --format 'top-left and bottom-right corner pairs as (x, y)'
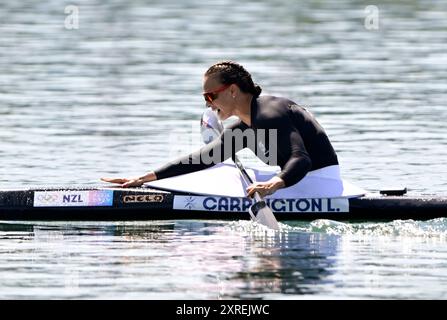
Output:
(202, 84), (232, 103)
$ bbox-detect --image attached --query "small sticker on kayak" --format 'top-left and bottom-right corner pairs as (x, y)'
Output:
(173, 196), (349, 213)
(33, 190), (114, 207)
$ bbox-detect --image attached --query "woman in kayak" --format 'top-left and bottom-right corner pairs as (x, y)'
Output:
(102, 61), (339, 198)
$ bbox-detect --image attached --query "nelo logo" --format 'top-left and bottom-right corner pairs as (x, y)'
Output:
(123, 195), (164, 203)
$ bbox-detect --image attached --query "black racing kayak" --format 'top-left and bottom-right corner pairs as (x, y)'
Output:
(0, 186), (446, 221)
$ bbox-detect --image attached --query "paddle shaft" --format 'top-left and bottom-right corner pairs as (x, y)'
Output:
(233, 156), (262, 202)
(203, 112), (264, 203)
(233, 153), (278, 228)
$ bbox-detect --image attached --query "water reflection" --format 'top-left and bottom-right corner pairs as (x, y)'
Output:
(219, 229), (340, 298)
(0, 220), (342, 299)
(1, 219), (447, 299)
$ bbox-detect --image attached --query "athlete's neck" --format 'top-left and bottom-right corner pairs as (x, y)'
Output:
(235, 94), (253, 126)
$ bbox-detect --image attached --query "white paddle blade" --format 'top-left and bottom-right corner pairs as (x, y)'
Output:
(200, 108), (223, 144)
(256, 207), (280, 230)
(249, 200), (280, 230)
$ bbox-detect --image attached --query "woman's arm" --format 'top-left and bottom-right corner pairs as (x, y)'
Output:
(100, 171), (157, 187)
(101, 122), (247, 187)
(276, 127), (312, 187)
(245, 125), (312, 197)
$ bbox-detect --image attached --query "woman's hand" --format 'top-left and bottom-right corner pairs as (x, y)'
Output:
(101, 172), (157, 188)
(246, 176), (285, 198)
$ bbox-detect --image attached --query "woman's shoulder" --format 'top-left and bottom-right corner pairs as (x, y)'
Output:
(257, 95), (294, 104)
(254, 95), (295, 127)
(257, 95), (306, 111)
(258, 95), (302, 113)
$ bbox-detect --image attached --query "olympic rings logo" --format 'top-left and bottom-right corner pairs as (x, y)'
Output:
(36, 194), (60, 204)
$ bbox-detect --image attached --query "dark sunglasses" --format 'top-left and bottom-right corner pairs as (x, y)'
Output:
(202, 84), (232, 103)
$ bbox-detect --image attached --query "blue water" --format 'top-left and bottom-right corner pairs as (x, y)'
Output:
(1, 0), (447, 299)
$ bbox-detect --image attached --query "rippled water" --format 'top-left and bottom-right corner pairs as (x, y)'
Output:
(1, 0), (447, 299)
(1, 219), (447, 299)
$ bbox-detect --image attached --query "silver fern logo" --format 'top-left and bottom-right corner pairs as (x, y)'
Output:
(184, 196), (196, 210)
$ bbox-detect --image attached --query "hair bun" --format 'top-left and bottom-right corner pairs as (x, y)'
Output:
(254, 84), (262, 97)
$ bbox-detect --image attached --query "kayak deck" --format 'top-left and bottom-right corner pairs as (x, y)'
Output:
(0, 186), (446, 221)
